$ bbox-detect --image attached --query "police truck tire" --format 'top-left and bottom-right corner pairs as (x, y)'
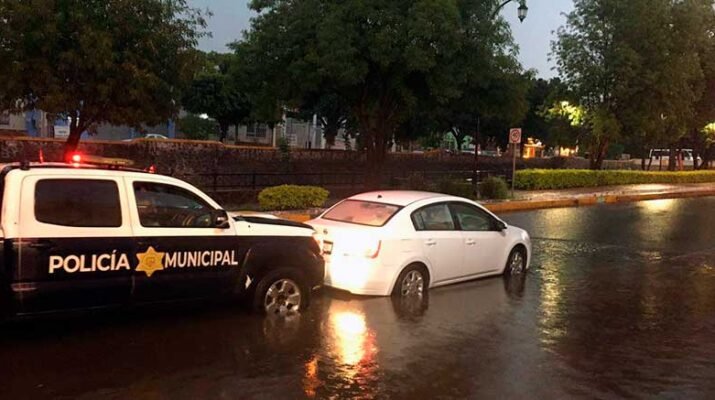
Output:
(253, 269), (310, 315)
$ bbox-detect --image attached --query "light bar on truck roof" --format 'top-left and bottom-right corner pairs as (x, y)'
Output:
(69, 153), (135, 167)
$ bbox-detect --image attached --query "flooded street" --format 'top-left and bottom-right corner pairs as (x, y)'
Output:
(1, 197), (714, 399)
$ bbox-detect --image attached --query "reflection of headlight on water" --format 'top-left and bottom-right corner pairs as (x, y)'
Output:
(332, 311), (369, 365)
(640, 198), (676, 213)
(334, 312), (367, 335)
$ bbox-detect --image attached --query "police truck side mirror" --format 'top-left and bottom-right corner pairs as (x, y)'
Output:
(212, 210), (231, 229)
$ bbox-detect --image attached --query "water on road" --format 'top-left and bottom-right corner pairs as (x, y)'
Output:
(1, 197), (714, 399)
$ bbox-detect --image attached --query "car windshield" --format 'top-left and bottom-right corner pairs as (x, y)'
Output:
(323, 200), (401, 227)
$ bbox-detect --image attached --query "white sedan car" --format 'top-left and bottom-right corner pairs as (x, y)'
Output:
(308, 191), (532, 297)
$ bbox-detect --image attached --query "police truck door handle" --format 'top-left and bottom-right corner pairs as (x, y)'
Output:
(28, 240), (54, 250)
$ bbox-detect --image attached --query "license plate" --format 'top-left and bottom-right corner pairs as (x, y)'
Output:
(323, 241), (333, 255)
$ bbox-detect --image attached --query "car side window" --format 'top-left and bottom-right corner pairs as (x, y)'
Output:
(412, 204), (456, 231)
(35, 179), (122, 227)
(133, 181), (215, 228)
(450, 203), (494, 232)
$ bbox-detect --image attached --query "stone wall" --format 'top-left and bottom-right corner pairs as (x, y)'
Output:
(0, 137), (606, 207)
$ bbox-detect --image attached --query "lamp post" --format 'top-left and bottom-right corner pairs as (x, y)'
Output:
(473, 0), (528, 198)
(492, 0), (529, 22)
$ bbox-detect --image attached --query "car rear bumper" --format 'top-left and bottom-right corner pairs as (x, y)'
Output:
(323, 255), (394, 296)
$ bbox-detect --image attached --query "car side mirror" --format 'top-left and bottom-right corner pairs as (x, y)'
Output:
(495, 220), (507, 231)
(211, 210), (231, 229)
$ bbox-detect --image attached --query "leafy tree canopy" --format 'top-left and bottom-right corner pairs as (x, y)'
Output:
(238, 0), (522, 185)
(554, 0), (715, 169)
(182, 53), (251, 142)
(0, 0), (207, 158)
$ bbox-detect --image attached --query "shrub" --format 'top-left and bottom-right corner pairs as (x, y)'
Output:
(480, 176), (509, 199)
(514, 169), (715, 190)
(437, 179), (475, 199)
(258, 185), (330, 210)
(402, 172), (436, 191)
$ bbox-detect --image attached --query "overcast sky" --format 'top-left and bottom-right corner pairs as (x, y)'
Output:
(189, 0), (573, 79)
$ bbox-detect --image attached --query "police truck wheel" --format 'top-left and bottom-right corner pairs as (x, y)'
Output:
(253, 269), (309, 315)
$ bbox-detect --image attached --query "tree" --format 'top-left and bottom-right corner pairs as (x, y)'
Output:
(435, 58), (529, 153)
(181, 57), (251, 142)
(295, 92), (351, 149)
(522, 77), (574, 148)
(177, 114), (219, 140)
(238, 0), (519, 186)
(554, 0), (714, 169)
(0, 0), (207, 160)
(542, 100), (585, 152)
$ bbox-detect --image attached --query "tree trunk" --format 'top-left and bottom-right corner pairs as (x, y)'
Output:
(218, 121), (229, 143)
(324, 123), (338, 149)
(362, 123), (392, 190)
(589, 138), (609, 170)
(63, 112), (84, 162)
(451, 129), (465, 152)
(667, 147), (676, 171)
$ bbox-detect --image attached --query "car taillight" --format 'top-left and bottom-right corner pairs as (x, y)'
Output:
(346, 239), (381, 259)
(365, 240), (381, 259)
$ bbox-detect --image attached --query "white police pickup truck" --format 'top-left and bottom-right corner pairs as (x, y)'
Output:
(0, 159), (324, 317)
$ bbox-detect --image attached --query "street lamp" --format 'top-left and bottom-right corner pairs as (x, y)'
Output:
(492, 0), (528, 22)
(517, 1), (529, 22)
(473, 1), (528, 198)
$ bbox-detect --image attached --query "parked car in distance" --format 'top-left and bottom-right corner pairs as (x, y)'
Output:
(649, 148), (700, 163)
(123, 134), (169, 142)
(307, 191), (531, 297)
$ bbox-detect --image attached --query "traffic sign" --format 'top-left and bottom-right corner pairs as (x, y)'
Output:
(509, 128), (522, 144)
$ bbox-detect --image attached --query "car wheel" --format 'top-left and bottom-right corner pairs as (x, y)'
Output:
(392, 264), (429, 298)
(504, 247), (527, 276)
(253, 269), (309, 315)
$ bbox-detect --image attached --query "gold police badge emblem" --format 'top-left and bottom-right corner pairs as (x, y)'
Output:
(136, 246), (166, 277)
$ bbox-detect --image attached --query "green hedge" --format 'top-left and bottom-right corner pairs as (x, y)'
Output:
(480, 176), (509, 199)
(515, 169), (715, 190)
(437, 179), (475, 199)
(258, 185), (330, 210)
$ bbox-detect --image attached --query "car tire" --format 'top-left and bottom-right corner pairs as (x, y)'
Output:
(504, 246), (527, 276)
(253, 268), (310, 315)
(391, 264), (430, 298)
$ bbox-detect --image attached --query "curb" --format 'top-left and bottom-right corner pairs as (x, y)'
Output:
(254, 187), (715, 222)
(483, 189), (715, 213)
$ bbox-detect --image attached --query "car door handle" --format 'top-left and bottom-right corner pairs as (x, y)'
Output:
(425, 240), (437, 247)
(465, 239), (476, 246)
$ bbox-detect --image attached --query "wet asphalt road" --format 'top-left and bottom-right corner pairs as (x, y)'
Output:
(1, 197), (714, 399)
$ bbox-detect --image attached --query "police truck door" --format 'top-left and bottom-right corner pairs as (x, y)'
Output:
(126, 179), (241, 303)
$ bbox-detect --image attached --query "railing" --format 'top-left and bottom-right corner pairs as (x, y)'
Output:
(191, 169), (512, 192)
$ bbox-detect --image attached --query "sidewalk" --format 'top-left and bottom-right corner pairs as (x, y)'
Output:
(483, 183), (715, 213)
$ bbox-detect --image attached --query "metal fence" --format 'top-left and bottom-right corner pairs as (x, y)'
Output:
(192, 169), (512, 192)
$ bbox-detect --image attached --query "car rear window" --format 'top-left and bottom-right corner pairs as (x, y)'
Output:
(323, 200), (401, 227)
